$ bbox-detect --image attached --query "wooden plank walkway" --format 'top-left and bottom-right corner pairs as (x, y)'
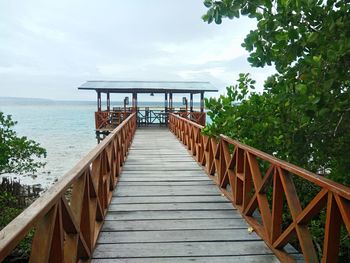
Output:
(92, 128), (281, 262)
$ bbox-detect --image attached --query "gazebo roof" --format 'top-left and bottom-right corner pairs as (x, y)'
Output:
(78, 81), (218, 94)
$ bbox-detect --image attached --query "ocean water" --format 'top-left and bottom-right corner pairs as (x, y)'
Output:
(0, 100), (97, 188)
(0, 99), (206, 188)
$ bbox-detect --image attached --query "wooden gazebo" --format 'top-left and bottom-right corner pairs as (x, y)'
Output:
(78, 80), (217, 141)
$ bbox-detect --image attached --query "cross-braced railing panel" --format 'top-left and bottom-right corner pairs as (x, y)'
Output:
(169, 113), (350, 263)
(0, 113), (136, 262)
(176, 111), (206, 126)
(95, 111), (132, 130)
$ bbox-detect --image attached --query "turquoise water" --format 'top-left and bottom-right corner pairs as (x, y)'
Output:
(0, 101), (97, 187)
(0, 99), (208, 188)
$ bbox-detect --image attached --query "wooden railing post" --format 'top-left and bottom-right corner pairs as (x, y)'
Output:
(30, 204), (63, 263)
(322, 192), (342, 263)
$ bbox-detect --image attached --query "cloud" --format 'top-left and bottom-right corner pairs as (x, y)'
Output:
(0, 0), (274, 100)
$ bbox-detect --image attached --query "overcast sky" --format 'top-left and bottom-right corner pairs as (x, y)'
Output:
(0, 0), (275, 101)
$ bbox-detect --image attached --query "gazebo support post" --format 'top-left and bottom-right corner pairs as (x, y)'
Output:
(164, 93), (168, 112)
(97, 91), (101, 112)
(107, 92), (110, 111)
(200, 92), (204, 113)
(169, 93), (173, 112)
(164, 93), (168, 125)
(190, 93), (193, 112)
(132, 92), (137, 112)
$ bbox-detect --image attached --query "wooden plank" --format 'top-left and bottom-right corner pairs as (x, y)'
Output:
(105, 210), (240, 220)
(120, 171), (206, 176)
(101, 218), (248, 231)
(108, 202), (234, 212)
(92, 241), (274, 258)
(115, 184), (220, 192)
(110, 195), (229, 204)
(97, 229), (261, 243)
(125, 161), (196, 165)
(122, 164), (202, 169)
(92, 255), (281, 263)
(131, 142), (184, 144)
(113, 186), (221, 197)
(125, 159), (194, 163)
(122, 166), (202, 171)
(128, 148), (187, 150)
(128, 151), (188, 154)
(119, 177), (210, 182)
(117, 181), (213, 186)
(128, 156), (193, 158)
(127, 152), (189, 154)
(127, 154), (191, 157)
(127, 156), (192, 159)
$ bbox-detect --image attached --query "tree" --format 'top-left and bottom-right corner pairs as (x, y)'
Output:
(0, 112), (46, 260)
(202, 1), (350, 259)
(0, 112), (46, 175)
(202, 0), (350, 186)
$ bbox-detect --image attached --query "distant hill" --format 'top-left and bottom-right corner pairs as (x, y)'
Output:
(0, 97), (54, 105)
(0, 97), (96, 106)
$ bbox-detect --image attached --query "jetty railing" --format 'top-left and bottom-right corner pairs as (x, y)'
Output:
(137, 108), (167, 126)
(95, 110), (132, 129)
(169, 113), (350, 263)
(95, 108), (206, 130)
(176, 111), (206, 126)
(0, 113), (136, 262)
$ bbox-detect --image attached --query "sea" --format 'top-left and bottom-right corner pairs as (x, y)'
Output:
(0, 97), (201, 188)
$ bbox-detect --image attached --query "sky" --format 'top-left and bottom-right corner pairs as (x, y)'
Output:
(0, 0), (275, 101)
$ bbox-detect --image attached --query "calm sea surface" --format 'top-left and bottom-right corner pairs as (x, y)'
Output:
(0, 99), (204, 188)
(0, 100), (97, 187)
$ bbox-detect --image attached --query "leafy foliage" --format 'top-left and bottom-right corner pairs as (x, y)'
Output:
(0, 112), (46, 175)
(202, 0), (350, 185)
(204, 73), (350, 185)
(203, 0), (350, 260)
(0, 191), (33, 261)
(0, 179), (39, 261)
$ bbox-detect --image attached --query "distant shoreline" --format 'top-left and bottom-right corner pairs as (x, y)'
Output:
(0, 96), (201, 107)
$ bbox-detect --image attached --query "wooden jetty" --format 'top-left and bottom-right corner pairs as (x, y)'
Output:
(0, 81), (349, 262)
(92, 127), (282, 262)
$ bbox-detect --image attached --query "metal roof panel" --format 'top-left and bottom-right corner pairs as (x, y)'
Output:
(78, 81), (218, 93)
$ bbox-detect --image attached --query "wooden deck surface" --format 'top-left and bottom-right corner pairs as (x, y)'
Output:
(92, 128), (281, 262)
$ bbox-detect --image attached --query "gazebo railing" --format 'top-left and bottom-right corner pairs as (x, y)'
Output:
(169, 113), (350, 263)
(95, 110), (132, 130)
(0, 113), (136, 262)
(95, 108), (206, 129)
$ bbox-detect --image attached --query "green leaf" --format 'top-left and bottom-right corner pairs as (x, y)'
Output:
(203, 0), (212, 8)
(312, 55), (321, 63)
(308, 32), (318, 42)
(296, 84), (307, 94)
(323, 79), (334, 89)
(281, 0), (290, 7)
(311, 96), (320, 104)
(276, 32), (288, 42)
(318, 108), (328, 116)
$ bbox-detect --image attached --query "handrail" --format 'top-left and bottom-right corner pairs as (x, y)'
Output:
(95, 111), (132, 129)
(169, 113), (350, 263)
(174, 111), (206, 126)
(0, 113), (137, 262)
